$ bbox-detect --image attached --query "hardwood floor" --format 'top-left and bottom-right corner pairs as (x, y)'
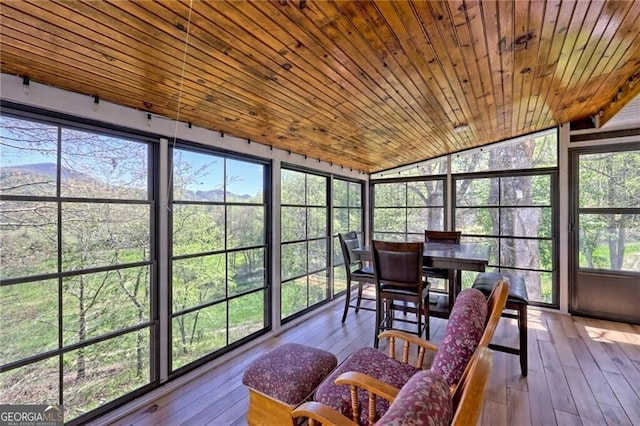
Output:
(106, 297), (640, 426)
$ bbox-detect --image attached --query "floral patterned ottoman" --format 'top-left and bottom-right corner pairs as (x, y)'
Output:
(242, 342), (338, 426)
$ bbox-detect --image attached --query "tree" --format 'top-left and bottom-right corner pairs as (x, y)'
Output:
(578, 150), (640, 270)
(487, 137), (542, 299)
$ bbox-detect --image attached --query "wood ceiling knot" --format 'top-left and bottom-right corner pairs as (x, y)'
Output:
(499, 32), (536, 54)
(515, 32), (535, 45)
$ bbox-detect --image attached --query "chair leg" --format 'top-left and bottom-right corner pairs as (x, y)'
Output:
(374, 296), (382, 348)
(385, 300), (393, 330)
(355, 281), (364, 313)
(519, 304), (528, 376)
(424, 307), (430, 340)
(341, 278), (352, 323)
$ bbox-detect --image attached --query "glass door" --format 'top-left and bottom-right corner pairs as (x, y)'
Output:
(570, 145), (640, 324)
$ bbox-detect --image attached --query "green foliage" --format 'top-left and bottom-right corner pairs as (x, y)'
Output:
(281, 170), (306, 205)
(227, 205), (265, 248)
(229, 292), (265, 343)
(173, 204), (225, 255)
(172, 303), (226, 370)
(333, 266), (347, 295)
(375, 182), (406, 207)
(578, 150), (640, 270)
(374, 208), (407, 233)
(0, 280), (58, 364)
(0, 200), (58, 279)
(281, 278), (308, 318)
(62, 330), (151, 419)
(281, 242), (308, 281)
(173, 254), (226, 312)
(307, 207), (328, 238)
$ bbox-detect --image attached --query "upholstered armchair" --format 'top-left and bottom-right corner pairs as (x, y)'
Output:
(313, 280), (509, 425)
(294, 346), (494, 426)
(314, 288), (488, 425)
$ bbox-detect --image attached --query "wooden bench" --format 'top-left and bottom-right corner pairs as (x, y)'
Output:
(472, 271), (529, 376)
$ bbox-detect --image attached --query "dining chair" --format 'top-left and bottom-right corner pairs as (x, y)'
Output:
(424, 230), (461, 319)
(338, 232), (375, 323)
(371, 240), (429, 348)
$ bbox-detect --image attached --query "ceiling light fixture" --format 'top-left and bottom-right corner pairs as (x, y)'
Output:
(454, 124), (470, 133)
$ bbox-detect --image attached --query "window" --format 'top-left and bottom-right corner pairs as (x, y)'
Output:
(577, 149), (640, 271)
(372, 128), (559, 306)
(372, 178), (446, 241)
(332, 179), (363, 295)
(372, 156), (448, 179)
(452, 127), (559, 306)
(280, 169), (329, 320)
(171, 148), (268, 371)
(1, 114), (155, 422)
(451, 128), (557, 173)
(2, 106), (365, 422)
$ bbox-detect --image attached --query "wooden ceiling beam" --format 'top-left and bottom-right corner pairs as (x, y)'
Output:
(598, 70), (640, 127)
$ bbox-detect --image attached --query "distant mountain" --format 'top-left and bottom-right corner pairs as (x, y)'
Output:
(1, 162), (92, 181)
(194, 189), (252, 201)
(1, 163), (254, 200)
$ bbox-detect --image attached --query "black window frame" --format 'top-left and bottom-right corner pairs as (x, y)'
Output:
(0, 102), (159, 425)
(168, 142), (271, 375)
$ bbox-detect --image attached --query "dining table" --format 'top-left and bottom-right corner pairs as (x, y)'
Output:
(352, 242), (491, 317)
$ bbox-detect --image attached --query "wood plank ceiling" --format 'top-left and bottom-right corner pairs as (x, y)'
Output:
(1, 0), (640, 173)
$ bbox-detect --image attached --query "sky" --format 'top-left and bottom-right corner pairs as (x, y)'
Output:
(1, 125), (264, 196)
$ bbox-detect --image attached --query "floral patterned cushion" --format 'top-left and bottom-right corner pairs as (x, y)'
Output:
(377, 369), (452, 426)
(242, 343), (337, 405)
(315, 347), (421, 425)
(431, 288), (487, 386)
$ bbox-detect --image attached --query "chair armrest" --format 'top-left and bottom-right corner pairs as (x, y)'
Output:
(335, 371), (401, 402)
(292, 401), (358, 426)
(335, 371), (401, 425)
(378, 330), (440, 368)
